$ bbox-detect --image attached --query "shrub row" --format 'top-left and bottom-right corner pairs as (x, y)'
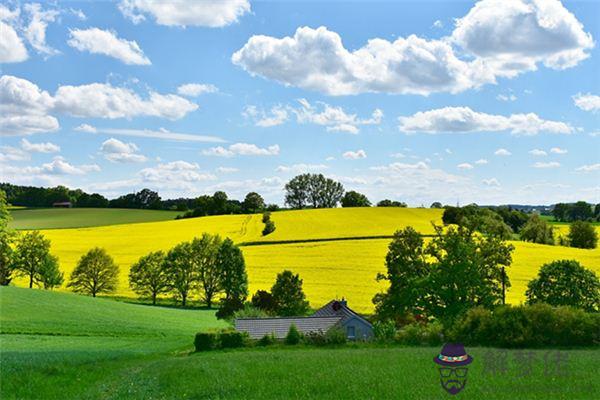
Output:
(194, 330), (248, 351)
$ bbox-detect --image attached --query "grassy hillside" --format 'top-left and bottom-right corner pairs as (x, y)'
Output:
(9, 208), (600, 312)
(8, 208), (182, 230)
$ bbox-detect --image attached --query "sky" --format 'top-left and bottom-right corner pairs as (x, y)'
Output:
(0, 0), (599, 206)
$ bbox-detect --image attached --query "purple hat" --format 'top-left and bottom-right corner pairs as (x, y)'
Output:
(433, 343), (473, 366)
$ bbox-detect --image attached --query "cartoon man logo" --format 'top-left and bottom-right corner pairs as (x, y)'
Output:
(433, 343), (473, 395)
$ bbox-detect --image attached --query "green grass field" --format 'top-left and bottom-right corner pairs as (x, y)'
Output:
(2, 287), (598, 399)
(8, 208), (181, 229)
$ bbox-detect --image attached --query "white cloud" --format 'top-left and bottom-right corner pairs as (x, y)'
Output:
(482, 178), (500, 186)
(475, 158), (488, 165)
(177, 83), (218, 97)
(342, 150), (367, 160)
(70, 8), (86, 20)
(398, 106), (573, 135)
(203, 143), (280, 157)
(23, 3), (59, 57)
(494, 148), (511, 156)
(54, 83), (197, 120)
(457, 163), (474, 170)
(496, 94), (517, 102)
(119, 0), (250, 27)
(452, 0), (594, 75)
(550, 147), (568, 154)
(432, 20), (443, 29)
(137, 161), (217, 190)
(20, 138), (59, 153)
(0, 9), (28, 62)
(0, 75), (58, 136)
(529, 149), (547, 156)
(573, 93), (600, 112)
(100, 138), (147, 163)
(243, 105), (289, 127)
(0, 146), (29, 162)
(391, 152), (405, 159)
(576, 163), (600, 173)
(216, 167), (239, 173)
(294, 99), (382, 134)
(276, 164), (328, 173)
(68, 28), (151, 65)
(533, 161), (561, 169)
(21, 156), (100, 175)
(74, 124), (97, 133)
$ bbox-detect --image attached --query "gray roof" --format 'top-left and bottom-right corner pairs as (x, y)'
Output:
(313, 300), (373, 327)
(235, 316), (342, 339)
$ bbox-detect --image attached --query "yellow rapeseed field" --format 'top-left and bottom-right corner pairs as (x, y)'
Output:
(12, 208), (600, 313)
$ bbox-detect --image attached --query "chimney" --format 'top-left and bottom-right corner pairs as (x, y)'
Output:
(340, 297), (347, 307)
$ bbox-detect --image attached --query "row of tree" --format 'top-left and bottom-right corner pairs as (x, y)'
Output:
(552, 201), (600, 222)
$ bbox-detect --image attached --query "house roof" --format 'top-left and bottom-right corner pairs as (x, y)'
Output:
(235, 316), (342, 339)
(313, 300), (373, 327)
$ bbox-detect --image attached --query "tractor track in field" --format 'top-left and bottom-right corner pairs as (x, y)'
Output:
(237, 234), (436, 247)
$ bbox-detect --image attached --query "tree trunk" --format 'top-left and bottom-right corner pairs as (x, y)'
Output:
(182, 293), (187, 307)
(152, 292), (156, 305)
(29, 273), (33, 288)
(92, 291), (96, 298)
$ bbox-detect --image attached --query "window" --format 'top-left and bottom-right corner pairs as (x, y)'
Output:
(346, 326), (356, 338)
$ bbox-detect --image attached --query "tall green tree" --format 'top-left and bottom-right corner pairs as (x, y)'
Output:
(284, 174), (310, 209)
(341, 191), (371, 207)
(271, 270), (309, 316)
(164, 241), (196, 306)
(568, 221), (598, 249)
(38, 254), (63, 289)
(192, 233), (223, 308)
(68, 248), (119, 297)
(129, 251), (170, 305)
(520, 214), (554, 245)
(526, 260), (600, 312)
(0, 189), (15, 285)
(216, 239), (248, 318)
(12, 231), (54, 288)
(242, 192), (265, 213)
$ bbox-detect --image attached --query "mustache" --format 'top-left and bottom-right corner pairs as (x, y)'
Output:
(442, 380), (463, 388)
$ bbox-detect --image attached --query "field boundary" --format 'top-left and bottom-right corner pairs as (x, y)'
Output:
(238, 234), (436, 247)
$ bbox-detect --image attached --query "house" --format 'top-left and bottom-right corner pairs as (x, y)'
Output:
(52, 201), (72, 208)
(235, 299), (373, 340)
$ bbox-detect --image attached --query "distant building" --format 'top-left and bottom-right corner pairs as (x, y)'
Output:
(52, 202), (72, 208)
(235, 299), (373, 340)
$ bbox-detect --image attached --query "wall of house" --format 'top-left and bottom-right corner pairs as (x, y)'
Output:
(342, 317), (373, 340)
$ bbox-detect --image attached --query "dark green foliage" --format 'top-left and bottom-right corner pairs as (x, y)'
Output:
(68, 248), (119, 297)
(271, 270), (310, 316)
(341, 191), (371, 207)
(442, 205), (513, 239)
(262, 219), (276, 236)
(109, 188), (161, 209)
(216, 298), (245, 319)
(285, 324), (301, 345)
(37, 254), (63, 290)
(302, 327), (347, 346)
(449, 304), (600, 347)
(12, 231), (56, 289)
(430, 202), (443, 209)
(129, 251), (170, 305)
(568, 221), (598, 249)
(395, 322), (444, 346)
(257, 333), (276, 346)
(217, 238), (248, 317)
(251, 290), (276, 313)
(0, 189), (15, 286)
(219, 331), (247, 348)
(262, 211), (271, 223)
(191, 234), (223, 308)
(242, 192), (265, 213)
(553, 201), (594, 222)
(233, 304), (269, 319)
(164, 241), (196, 306)
(284, 174), (344, 209)
(373, 321), (397, 343)
(377, 199), (407, 207)
(520, 214), (554, 245)
(494, 207), (529, 232)
(0, 183), (108, 208)
(526, 260), (600, 311)
(194, 332), (218, 351)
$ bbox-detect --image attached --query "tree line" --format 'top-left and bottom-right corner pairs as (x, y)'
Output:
(552, 201), (600, 222)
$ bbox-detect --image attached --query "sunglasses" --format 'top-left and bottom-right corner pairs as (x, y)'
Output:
(439, 367), (468, 378)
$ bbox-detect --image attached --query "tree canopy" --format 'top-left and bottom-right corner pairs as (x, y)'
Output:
(271, 270), (310, 316)
(341, 191), (371, 207)
(68, 247), (119, 297)
(284, 174), (344, 209)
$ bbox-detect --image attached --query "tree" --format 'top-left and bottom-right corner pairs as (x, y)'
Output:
(129, 251), (170, 305)
(341, 191), (371, 207)
(12, 231), (54, 288)
(430, 202), (443, 209)
(377, 199), (407, 207)
(526, 260), (600, 312)
(568, 201), (593, 221)
(251, 290), (276, 313)
(284, 174), (310, 209)
(271, 270), (309, 316)
(192, 234), (223, 308)
(242, 192), (265, 214)
(37, 254), (63, 289)
(0, 189), (15, 285)
(216, 239), (248, 318)
(568, 221), (598, 249)
(552, 203), (569, 222)
(285, 324), (301, 345)
(262, 219), (276, 236)
(285, 174), (344, 209)
(212, 191), (229, 214)
(164, 241), (196, 306)
(68, 248), (119, 297)
(520, 214), (554, 245)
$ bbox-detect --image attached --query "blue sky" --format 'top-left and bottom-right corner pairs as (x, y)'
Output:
(1, 0), (598, 206)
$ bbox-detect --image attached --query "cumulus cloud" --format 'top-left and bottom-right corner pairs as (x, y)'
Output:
(533, 161), (560, 169)
(276, 164), (328, 173)
(573, 93), (600, 112)
(100, 138), (147, 163)
(398, 106), (573, 135)
(119, 0), (250, 27)
(138, 161), (215, 186)
(216, 167), (239, 173)
(475, 159), (488, 165)
(74, 124), (97, 133)
(12, 156), (100, 176)
(482, 178), (500, 186)
(494, 148), (512, 156)
(68, 28), (151, 65)
(294, 99), (382, 133)
(21, 138), (59, 153)
(0, 5), (28, 63)
(550, 147), (568, 154)
(457, 163), (474, 170)
(342, 150), (367, 160)
(177, 83), (218, 97)
(0, 146), (29, 162)
(23, 3), (59, 57)
(203, 143), (280, 157)
(576, 163), (600, 172)
(243, 105), (289, 127)
(529, 149), (547, 156)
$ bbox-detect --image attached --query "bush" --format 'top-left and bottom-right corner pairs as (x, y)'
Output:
(216, 298), (245, 320)
(303, 330), (328, 346)
(262, 212), (271, 223)
(220, 331), (247, 348)
(449, 304), (600, 347)
(194, 332), (218, 351)
(285, 324), (302, 345)
(568, 221), (598, 249)
(262, 220), (276, 236)
(233, 304), (269, 319)
(373, 321), (397, 343)
(257, 333), (276, 346)
(325, 327), (347, 345)
(395, 322), (444, 346)
(251, 290), (276, 313)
